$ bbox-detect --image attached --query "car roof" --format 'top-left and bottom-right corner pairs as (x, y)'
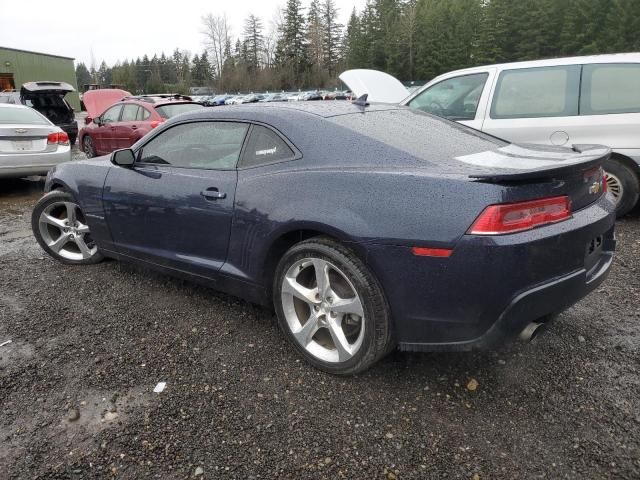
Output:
(0, 103), (30, 109)
(173, 101), (401, 123)
(435, 52), (640, 77)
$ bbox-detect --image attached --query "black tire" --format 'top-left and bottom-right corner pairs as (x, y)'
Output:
(273, 236), (394, 375)
(69, 134), (77, 146)
(31, 190), (104, 265)
(604, 158), (640, 217)
(82, 135), (96, 158)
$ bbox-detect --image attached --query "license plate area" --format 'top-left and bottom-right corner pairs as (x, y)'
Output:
(584, 235), (603, 272)
(12, 140), (33, 151)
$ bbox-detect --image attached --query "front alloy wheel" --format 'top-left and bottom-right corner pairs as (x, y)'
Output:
(274, 237), (394, 375)
(32, 191), (104, 265)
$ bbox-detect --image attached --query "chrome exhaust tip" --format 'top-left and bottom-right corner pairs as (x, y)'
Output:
(519, 322), (545, 342)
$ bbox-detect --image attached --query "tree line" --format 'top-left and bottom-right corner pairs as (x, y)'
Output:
(75, 0), (640, 95)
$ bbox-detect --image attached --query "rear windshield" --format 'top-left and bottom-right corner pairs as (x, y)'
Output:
(0, 107), (50, 125)
(155, 103), (204, 119)
(330, 108), (506, 161)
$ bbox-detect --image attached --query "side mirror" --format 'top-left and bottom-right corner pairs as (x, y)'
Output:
(111, 148), (135, 167)
(92, 117), (101, 125)
(85, 116), (92, 125)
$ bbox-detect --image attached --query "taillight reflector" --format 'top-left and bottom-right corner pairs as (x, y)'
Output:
(412, 247), (453, 258)
(468, 196), (571, 235)
(47, 132), (69, 145)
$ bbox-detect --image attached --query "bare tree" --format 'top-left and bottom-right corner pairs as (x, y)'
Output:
(201, 13), (231, 82)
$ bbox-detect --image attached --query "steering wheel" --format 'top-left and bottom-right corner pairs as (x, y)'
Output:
(425, 100), (446, 117)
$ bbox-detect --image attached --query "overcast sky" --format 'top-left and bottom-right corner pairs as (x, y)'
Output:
(0, 0), (366, 67)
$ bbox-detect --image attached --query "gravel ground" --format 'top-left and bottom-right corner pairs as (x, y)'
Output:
(1, 167), (639, 479)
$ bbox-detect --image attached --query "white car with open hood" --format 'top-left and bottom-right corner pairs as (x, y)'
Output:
(340, 53), (640, 216)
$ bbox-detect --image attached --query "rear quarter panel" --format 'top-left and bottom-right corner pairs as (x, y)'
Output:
(225, 162), (504, 287)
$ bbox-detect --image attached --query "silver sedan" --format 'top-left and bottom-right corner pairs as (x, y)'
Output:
(0, 104), (71, 178)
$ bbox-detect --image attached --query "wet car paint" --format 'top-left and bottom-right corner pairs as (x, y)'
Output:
(43, 102), (617, 350)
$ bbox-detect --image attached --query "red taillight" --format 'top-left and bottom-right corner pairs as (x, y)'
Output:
(47, 132), (69, 145)
(57, 131), (69, 145)
(603, 173), (608, 193)
(468, 196), (572, 235)
(412, 247), (453, 258)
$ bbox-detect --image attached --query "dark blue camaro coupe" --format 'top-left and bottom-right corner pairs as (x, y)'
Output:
(32, 101), (616, 374)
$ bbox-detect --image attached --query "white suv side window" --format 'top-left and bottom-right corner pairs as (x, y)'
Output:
(408, 73), (488, 121)
(490, 65), (580, 119)
(580, 63), (640, 115)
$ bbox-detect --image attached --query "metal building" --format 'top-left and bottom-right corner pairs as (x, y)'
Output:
(0, 47), (80, 110)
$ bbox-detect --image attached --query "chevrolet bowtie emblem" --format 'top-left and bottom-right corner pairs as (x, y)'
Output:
(589, 181), (602, 195)
(14, 128), (27, 134)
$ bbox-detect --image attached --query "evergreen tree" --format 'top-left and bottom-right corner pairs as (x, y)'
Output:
(275, 0), (308, 86)
(307, 0), (324, 67)
(243, 14), (265, 72)
(75, 63), (92, 89)
(321, 0), (342, 75)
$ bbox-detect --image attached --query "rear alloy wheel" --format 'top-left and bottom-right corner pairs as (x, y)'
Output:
(604, 158), (640, 217)
(83, 135), (96, 158)
(32, 190), (104, 265)
(274, 237), (394, 375)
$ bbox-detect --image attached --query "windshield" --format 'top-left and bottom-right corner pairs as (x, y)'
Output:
(155, 103), (204, 119)
(0, 107), (50, 125)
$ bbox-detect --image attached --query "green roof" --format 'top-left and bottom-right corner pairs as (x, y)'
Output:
(0, 46), (75, 61)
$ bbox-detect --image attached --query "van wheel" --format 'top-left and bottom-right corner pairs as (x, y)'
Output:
(604, 158), (640, 217)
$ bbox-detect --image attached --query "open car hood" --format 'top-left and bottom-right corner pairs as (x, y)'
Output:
(83, 88), (131, 118)
(21, 81), (75, 96)
(339, 69), (409, 104)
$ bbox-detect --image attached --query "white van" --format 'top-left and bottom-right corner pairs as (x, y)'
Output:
(341, 53), (640, 216)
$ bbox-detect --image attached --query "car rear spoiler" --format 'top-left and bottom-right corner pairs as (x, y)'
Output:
(462, 144), (611, 182)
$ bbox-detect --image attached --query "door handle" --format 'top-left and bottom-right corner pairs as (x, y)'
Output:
(131, 125), (138, 130)
(200, 188), (226, 200)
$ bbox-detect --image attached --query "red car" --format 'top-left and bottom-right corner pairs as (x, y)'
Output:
(79, 90), (204, 158)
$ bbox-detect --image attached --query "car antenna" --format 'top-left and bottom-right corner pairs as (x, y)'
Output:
(352, 93), (369, 107)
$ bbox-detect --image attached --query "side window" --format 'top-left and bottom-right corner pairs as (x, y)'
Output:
(137, 107), (151, 121)
(580, 63), (640, 115)
(491, 65), (580, 119)
(240, 125), (295, 168)
(121, 104), (139, 122)
(408, 73), (489, 121)
(138, 121), (248, 170)
(102, 105), (122, 123)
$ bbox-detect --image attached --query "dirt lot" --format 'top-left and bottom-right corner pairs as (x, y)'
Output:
(1, 169), (639, 479)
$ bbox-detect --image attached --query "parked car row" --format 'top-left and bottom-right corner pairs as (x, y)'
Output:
(78, 89), (353, 158)
(194, 90), (353, 106)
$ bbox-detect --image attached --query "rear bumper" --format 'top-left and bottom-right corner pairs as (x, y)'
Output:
(364, 193), (617, 351)
(399, 244), (614, 352)
(0, 148), (71, 178)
